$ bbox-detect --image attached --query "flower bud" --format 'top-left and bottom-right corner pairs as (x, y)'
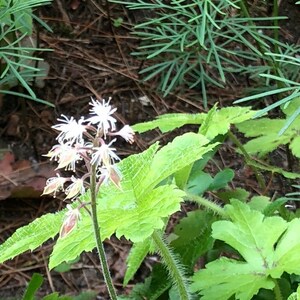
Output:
(59, 205), (80, 238)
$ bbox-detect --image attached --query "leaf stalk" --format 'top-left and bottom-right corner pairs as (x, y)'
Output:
(227, 130), (266, 192)
(152, 230), (191, 300)
(185, 193), (226, 217)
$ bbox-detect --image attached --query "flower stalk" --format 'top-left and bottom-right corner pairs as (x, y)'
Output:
(90, 162), (117, 300)
(42, 97), (135, 299)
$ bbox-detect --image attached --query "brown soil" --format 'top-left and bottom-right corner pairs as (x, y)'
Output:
(0, 1), (299, 299)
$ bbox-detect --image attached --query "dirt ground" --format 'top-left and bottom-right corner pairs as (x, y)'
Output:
(0, 1), (299, 299)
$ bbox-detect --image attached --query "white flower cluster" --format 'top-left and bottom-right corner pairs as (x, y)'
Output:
(43, 98), (135, 200)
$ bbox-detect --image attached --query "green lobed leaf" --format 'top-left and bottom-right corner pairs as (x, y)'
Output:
(191, 258), (275, 300)
(236, 98), (300, 158)
(0, 210), (64, 264)
(200, 106), (256, 140)
(133, 106), (255, 137)
(214, 200), (287, 265)
(132, 113), (205, 133)
(49, 133), (216, 269)
(272, 218), (300, 278)
(191, 200), (300, 300)
(144, 133), (218, 191)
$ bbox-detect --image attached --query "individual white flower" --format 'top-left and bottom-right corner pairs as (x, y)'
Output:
(52, 115), (86, 144)
(59, 204), (81, 238)
(65, 176), (85, 199)
(99, 165), (122, 189)
(42, 174), (68, 197)
(44, 143), (69, 161)
(87, 98), (117, 137)
(91, 139), (120, 168)
(56, 145), (81, 171)
(113, 125), (135, 144)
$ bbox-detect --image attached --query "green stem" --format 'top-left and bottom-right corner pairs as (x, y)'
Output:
(273, 279), (283, 300)
(227, 131), (266, 192)
(90, 165), (117, 300)
(185, 193), (226, 218)
(152, 231), (190, 300)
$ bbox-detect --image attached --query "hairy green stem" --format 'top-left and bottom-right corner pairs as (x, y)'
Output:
(90, 165), (117, 300)
(152, 231), (191, 300)
(227, 131), (266, 192)
(185, 193), (226, 218)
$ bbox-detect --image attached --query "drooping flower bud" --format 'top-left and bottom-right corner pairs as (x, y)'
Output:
(59, 205), (81, 238)
(100, 165), (122, 189)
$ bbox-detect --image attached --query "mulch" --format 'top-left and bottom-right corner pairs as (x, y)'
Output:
(0, 0), (299, 298)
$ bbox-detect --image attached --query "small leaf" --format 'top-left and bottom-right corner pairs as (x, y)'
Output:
(126, 264), (171, 300)
(207, 168), (234, 191)
(264, 198), (288, 216)
(236, 100), (300, 158)
(124, 239), (151, 285)
(216, 188), (250, 203)
(186, 170), (213, 195)
(288, 285), (300, 300)
(54, 256), (80, 273)
(22, 273), (43, 300)
(248, 196), (270, 212)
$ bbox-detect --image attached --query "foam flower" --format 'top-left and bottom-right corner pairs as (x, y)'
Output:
(56, 146), (81, 171)
(113, 125), (135, 144)
(91, 139), (120, 168)
(44, 143), (69, 161)
(87, 98), (117, 137)
(100, 165), (122, 189)
(42, 174), (68, 197)
(52, 115), (86, 144)
(65, 176), (85, 199)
